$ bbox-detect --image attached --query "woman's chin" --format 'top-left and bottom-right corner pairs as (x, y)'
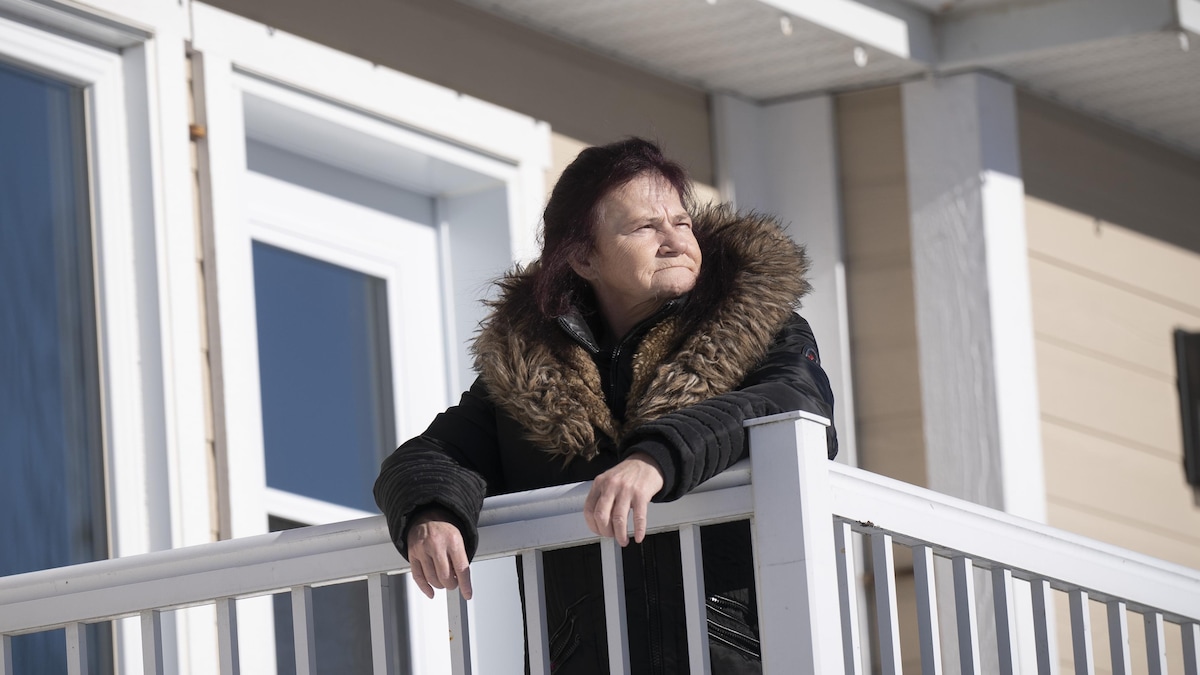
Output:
(652, 268), (698, 296)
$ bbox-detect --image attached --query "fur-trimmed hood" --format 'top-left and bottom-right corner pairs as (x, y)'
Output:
(471, 204), (811, 462)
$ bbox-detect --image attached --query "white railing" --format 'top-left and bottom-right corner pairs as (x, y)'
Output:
(1, 411), (1199, 675)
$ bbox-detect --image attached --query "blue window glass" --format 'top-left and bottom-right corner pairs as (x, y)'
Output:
(252, 242), (396, 512)
(0, 61), (112, 672)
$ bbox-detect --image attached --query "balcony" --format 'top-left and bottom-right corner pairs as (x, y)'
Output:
(1, 411), (1198, 674)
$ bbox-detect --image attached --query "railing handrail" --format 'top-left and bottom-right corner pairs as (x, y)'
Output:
(1, 415), (1198, 636)
(0, 462), (755, 635)
(829, 464), (1200, 622)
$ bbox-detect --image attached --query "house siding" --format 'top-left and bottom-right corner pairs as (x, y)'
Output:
(1020, 93), (1200, 675)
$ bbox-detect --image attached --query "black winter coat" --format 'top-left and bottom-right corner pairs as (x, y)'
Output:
(374, 206), (838, 674)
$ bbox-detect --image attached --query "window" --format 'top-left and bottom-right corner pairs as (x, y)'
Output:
(0, 57), (112, 675)
(1175, 329), (1200, 487)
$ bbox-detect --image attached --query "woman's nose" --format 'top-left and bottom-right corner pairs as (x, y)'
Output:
(659, 227), (690, 255)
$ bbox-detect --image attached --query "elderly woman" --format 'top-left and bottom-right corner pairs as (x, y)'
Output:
(374, 138), (836, 674)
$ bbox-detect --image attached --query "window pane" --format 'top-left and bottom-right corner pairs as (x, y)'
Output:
(253, 242), (396, 512)
(0, 61), (111, 673)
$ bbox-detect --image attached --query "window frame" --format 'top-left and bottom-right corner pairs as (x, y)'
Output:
(0, 6), (210, 673)
(191, 5), (550, 673)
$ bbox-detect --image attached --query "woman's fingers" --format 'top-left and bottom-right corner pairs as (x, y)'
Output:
(453, 548), (474, 600)
(407, 516), (472, 599)
(410, 558), (435, 600)
(585, 484), (615, 539)
(585, 453), (664, 546)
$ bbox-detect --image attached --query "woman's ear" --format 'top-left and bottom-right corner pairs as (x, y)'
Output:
(569, 252), (597, 282)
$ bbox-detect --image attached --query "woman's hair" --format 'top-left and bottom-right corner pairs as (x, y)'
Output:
(532, 137), (693, 318)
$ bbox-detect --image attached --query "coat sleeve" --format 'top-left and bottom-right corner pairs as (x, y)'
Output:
(621, 313), (837, 502)
(372, 378), (504, 561)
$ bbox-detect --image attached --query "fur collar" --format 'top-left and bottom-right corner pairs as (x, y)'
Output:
(471, 204), (810, 462)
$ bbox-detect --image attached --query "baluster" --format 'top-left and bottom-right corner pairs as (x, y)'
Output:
(522, 551), (551, 675)
(835, 522), (864, 675)
(447, 588), (472, 675)
(913, 545), (943, 675)
(1145, 612), (1167, 675)
(679, 525), (711, 675)
(601, 537), (631, 675)
(215, 598), (241, 675)
(367, 573), (398, 675)
(1068, 589), (1095, 675)
(872, 532), (903, 675)
(1031, 579), (1055, 675)
(66, 622), (89, 675)
(992, 568), (1018, 675)
(1183, 621), (1199, 675)
(952, 557), (982, 675)
(141, 610), (165, 675)
(1, 634), (12, 675)
(1105, 601), (1131, 675)
(292, 586), (317, 675)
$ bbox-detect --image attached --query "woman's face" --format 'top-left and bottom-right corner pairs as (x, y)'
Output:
(571, 173), (702, 331)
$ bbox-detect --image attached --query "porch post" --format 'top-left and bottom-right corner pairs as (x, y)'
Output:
(902, 71), (1047, 673)
(747, 411), (844, 675)
(713, 93), (858, 469)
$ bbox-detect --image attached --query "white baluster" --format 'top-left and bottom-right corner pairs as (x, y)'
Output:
(1145, 612), (1167, 675)
(367, 573), (398, 675)
(913, 546), (942, 675)
(992, 568), (1018, 675)
(292, 586), (317, 675)
(872, 533), (903, 675)
(600, 537), (631, 675)
(65, 622), (89, 675)
(522, 552), (551, 675)
(679, 525), (711, 675)
(141, 610), (165, 675)
(447, 588), (472, 675)
(1, 634), (12, 675)
(953, 557), (981, 675)
(215, 598), (241, 675)
(1068, 589), (1095, 675)
(1031, 579), (1055, 675)
(1183, 621), (1199, 675)
(835, 522), (865, 675)
(1105, 601), (1131, 675)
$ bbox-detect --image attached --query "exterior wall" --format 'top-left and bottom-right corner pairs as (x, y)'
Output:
(201, 0), (714, 186)
(1019, 93), (1200, 675)
(836, 86), (927, 489)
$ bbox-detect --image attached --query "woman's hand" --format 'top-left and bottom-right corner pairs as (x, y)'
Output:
(584, 452), (664, 546)
(406, 509), (473, 600)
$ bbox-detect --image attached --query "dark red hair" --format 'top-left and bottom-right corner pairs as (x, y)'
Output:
(532, 138), (693, 318)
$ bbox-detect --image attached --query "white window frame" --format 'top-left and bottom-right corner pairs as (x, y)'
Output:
(0, 3), (212, 674)
(244, 169), (448, 524)
(191, 5), (550, 672)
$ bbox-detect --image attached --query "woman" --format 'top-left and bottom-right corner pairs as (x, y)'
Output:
(374, 138), (837, 674)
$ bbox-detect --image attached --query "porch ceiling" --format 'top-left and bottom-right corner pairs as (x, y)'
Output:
(452, 0), (1200, 160)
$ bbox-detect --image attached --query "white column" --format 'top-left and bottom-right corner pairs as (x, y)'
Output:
(902, 72), (1047, 675)
(712, 94), (858, 469)
(900, 72), (1045, 520)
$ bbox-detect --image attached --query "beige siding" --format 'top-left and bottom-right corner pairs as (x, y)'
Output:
(836, 86), (927, 489)
(1023, 202), (1200, 569)
(201, 0), (713, 184)
(1021, 94), (1200, 675)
